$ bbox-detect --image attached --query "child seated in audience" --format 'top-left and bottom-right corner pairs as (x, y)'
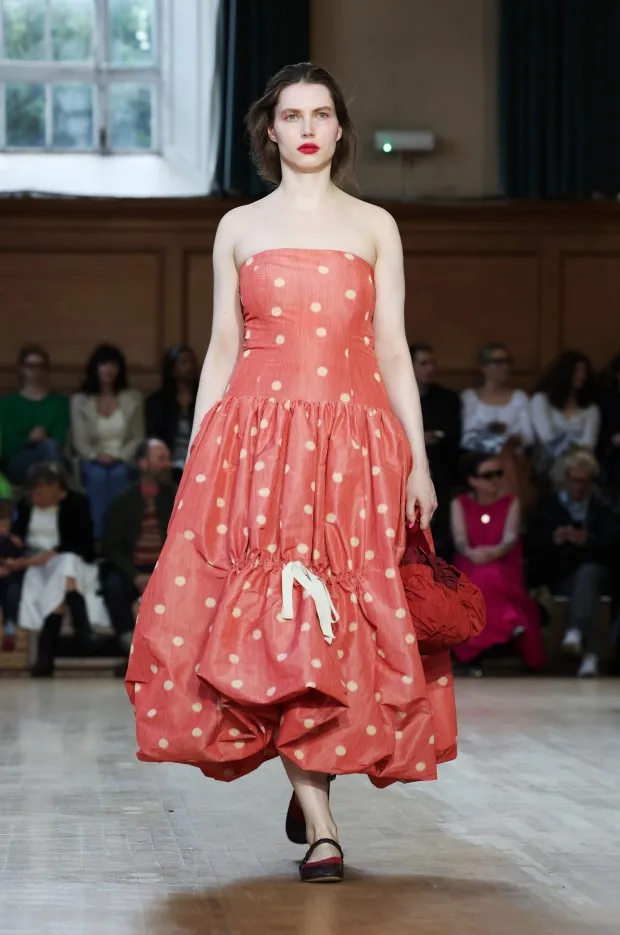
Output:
(451, 452), (546, 675)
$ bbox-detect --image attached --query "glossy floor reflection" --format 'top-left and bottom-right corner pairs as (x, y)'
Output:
(0, 677), (618, 934)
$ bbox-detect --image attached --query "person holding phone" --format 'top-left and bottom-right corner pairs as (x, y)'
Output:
(527, 449), (620, 677)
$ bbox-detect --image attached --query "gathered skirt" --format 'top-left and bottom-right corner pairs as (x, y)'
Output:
(126, 396), (457, 785)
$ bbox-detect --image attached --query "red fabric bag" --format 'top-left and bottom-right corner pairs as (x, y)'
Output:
(400, 524), (486, 655)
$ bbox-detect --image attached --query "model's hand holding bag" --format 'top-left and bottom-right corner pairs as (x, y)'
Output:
(400, 523), (486, 655)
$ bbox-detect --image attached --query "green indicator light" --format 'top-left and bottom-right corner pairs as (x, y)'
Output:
(383, 142), (392, 153)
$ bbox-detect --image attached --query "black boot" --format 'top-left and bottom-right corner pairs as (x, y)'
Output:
(31, 612), (63, 677)
(65, 591), (96, 654)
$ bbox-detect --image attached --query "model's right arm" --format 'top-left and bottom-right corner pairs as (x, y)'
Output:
(189, 213), (244, 447)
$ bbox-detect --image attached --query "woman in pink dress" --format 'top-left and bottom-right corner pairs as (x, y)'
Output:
(126, 63), (457, 884)
(451, 452), (545, 674)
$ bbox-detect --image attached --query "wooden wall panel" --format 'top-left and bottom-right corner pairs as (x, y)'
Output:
(562, 254), (620, 365)
(0, 200), (619, 395)
(185, 251), (214, 358)
(403, 253), (540, 372)
(0, 250), (162, 379)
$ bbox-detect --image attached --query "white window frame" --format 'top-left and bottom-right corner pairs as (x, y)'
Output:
(0, 0), (161, 153)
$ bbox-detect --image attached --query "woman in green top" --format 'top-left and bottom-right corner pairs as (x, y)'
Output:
(0, 345), (70, 486)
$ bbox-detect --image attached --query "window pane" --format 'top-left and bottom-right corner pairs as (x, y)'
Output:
(2, 0), (45, 61)
(109, 83), (152, 149)
(109, 0), (155, 65)
(52, 83), (93, 148)
(51, 0), (93, 61)
(5, 82), (45, 146)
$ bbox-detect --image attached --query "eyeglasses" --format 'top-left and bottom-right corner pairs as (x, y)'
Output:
(487, 356), (513, 366)
(476, 469), (504, 480)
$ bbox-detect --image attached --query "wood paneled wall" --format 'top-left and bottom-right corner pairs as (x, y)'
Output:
(2, 199), (620, 394)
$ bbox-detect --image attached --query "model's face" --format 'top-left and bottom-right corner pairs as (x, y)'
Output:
(269, 83), (342, 175)
(412, 351), (436, 385)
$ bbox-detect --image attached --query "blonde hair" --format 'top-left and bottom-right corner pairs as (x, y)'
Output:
(552, 447), (599, 488)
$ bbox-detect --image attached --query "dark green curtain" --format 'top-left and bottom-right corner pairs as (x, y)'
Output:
(214, 0), (311, 197)
(499, 0), (620, 199)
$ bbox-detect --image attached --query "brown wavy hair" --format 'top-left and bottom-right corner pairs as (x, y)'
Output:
(245, 62), (356, 187)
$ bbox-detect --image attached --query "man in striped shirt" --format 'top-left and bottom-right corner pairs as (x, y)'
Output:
(102, 439), (176, 658)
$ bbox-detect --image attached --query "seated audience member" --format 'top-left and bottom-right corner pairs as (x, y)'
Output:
(451, 452), (546, 675)
(527, 449), (619, 678)
(4, 462), (107, 677)
(0, 498), (24, 650)
(71, 344), (145, 539)
(461, 342), (535, 507)
(146, 344), (199, 478)
(410, 342), (461, 558)
(0, 345), (70, 486)
(598, 352), (620, 491)
(0, 448), (11, 498)
(101, 439), (175, 656)
(531, 351), (600, 472)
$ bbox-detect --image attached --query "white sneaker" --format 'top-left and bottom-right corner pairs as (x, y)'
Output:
(577, 654), (599, 678)
(562, 628), (582, 654)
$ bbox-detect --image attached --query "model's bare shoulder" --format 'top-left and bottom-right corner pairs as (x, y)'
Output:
(344, 198), (402, 258)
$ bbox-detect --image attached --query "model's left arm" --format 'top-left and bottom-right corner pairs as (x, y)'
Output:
(373, 209), (437, 530)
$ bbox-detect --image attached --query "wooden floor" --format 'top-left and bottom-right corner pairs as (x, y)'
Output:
(0, 676), (618, 935)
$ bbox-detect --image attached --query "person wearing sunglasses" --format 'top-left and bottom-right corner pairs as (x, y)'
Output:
(450, 451), (546, 675)
(461, 342), (535, 508)
(527, 449), (619, 678)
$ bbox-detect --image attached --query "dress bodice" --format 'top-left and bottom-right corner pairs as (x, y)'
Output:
(226, 249), (392, 410)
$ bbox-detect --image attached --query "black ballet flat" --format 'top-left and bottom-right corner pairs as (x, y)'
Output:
(286, 775), (335, 845)
(299, 838), (344, 883)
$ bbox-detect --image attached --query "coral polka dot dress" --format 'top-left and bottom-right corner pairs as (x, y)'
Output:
(126, 249), (457, 787)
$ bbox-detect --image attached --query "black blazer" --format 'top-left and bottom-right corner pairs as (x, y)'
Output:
(12, 490), (95, 564)
(145, 389), (196, 453)
(526, 490), (620, 587)
(420, 383), (462, 492)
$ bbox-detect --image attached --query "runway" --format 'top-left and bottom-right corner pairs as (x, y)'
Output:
(0, 676), (618, 935)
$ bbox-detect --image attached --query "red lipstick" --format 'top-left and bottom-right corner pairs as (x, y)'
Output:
(298, 143), (319, 154)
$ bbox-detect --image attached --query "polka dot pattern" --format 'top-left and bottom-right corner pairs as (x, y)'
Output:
(127, 249), (455, 786)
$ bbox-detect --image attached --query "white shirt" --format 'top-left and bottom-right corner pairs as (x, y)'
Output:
(461, 389), (534, 449)
(530, 393), (600, 451)
(96, 408), (126, 459)
(27, 506), (60, 552)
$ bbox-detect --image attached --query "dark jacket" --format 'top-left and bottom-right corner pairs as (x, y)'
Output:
(526, 490), (620, 587)
(12, 490), (95, 563)
(597, 387), (620, 477)
(145, 389), (196, 453)
(420, 383), (462, 493)
(102, 482), (176, 583)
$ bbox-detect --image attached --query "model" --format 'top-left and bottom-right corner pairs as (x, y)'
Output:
(126, 62), (456, 884)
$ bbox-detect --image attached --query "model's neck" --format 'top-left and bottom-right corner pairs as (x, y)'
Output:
(276, 166), (337, 209)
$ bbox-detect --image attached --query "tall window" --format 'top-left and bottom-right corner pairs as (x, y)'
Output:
(0, 0), (160, 152)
